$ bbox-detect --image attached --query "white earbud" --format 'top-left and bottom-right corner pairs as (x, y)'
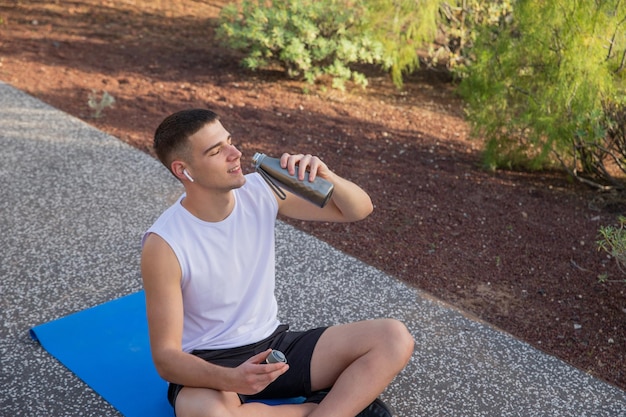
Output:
(183, 169), (194, 183)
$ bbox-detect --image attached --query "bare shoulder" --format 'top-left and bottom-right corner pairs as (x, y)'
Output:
(141, 233), (181, 287)
(142, 232), (171, 255)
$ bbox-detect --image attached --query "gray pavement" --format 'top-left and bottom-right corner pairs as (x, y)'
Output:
(1, 81), (625, 416)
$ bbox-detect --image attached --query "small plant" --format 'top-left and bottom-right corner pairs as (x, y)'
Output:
(597, 216), (626, 276)
(88, 90), (115, 118)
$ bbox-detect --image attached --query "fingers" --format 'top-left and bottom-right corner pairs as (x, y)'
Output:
(280, 153), (327, 181)
(249, 348), (273, 365)
(248, 349), (290, 375)
(234, 350), (289, 395)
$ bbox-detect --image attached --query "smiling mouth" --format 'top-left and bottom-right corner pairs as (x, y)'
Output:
(227, 165), (240, 173)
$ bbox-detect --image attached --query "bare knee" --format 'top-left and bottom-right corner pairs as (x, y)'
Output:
(176, 387), (240, 417)
(378, 319), (414, 367)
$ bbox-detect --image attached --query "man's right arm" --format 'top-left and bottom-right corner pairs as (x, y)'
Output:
(140, 233), (288, 394)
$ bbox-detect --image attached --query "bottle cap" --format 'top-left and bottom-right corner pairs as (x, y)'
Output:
(252, 152), (265, 167)
(266, 350), (287, 364)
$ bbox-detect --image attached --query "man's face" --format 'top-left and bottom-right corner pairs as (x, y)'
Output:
(185, 120), (245, 191)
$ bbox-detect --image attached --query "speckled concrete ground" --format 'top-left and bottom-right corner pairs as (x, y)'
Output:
(1, 81), (625, 417)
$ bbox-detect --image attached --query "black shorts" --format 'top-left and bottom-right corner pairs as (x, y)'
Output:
(167, 324), (328, 409)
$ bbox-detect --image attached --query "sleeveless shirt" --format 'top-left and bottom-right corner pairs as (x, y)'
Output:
(143, 173), (281, 352)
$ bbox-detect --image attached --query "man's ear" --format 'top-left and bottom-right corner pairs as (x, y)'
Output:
(171, 160), (190, 182)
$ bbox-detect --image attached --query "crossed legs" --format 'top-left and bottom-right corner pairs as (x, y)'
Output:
(176, 389), (316, 417)
(307, 318), (414, 417)
(175, 319), (414, 417)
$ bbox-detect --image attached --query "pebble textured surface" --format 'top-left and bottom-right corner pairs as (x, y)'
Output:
(1, 82), (625, 416)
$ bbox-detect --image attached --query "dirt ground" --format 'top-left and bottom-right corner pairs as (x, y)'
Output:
(1, 0), (625, 391)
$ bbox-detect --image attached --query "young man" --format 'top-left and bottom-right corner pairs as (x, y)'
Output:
(141, 109), (414, 417)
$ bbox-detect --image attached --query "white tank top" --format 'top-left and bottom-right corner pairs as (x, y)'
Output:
(144, 173), (281, 352)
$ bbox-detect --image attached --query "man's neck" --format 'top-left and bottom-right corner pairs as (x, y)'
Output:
(181, 190), (235, 223)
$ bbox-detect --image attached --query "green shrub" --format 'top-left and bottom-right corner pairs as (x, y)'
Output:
(217, 0), (386, 90)
(457, 0), (626, 184)
(433, 0), (514, 71)
(365, 0), (444, 88)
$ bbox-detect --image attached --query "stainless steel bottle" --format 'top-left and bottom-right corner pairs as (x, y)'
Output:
(252, 152), (334, 208)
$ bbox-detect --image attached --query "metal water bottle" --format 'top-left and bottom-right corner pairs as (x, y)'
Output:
(252, 152), (334, 208)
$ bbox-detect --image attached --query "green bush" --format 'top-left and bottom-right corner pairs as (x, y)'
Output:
(456, 0), (626, 185)
(217, 0), (386, 90)
(432, 0), (514, 71)
(365, 0), (444, 87)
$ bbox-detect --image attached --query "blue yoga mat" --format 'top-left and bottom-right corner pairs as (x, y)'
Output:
(30, 291), (173, 417)
(30, 291), (305, 416)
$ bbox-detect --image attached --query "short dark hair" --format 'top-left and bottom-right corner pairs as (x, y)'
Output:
(153, 109), (220, 171)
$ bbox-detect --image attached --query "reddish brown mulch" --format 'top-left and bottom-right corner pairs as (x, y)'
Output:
(1, 0), (624, 391)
